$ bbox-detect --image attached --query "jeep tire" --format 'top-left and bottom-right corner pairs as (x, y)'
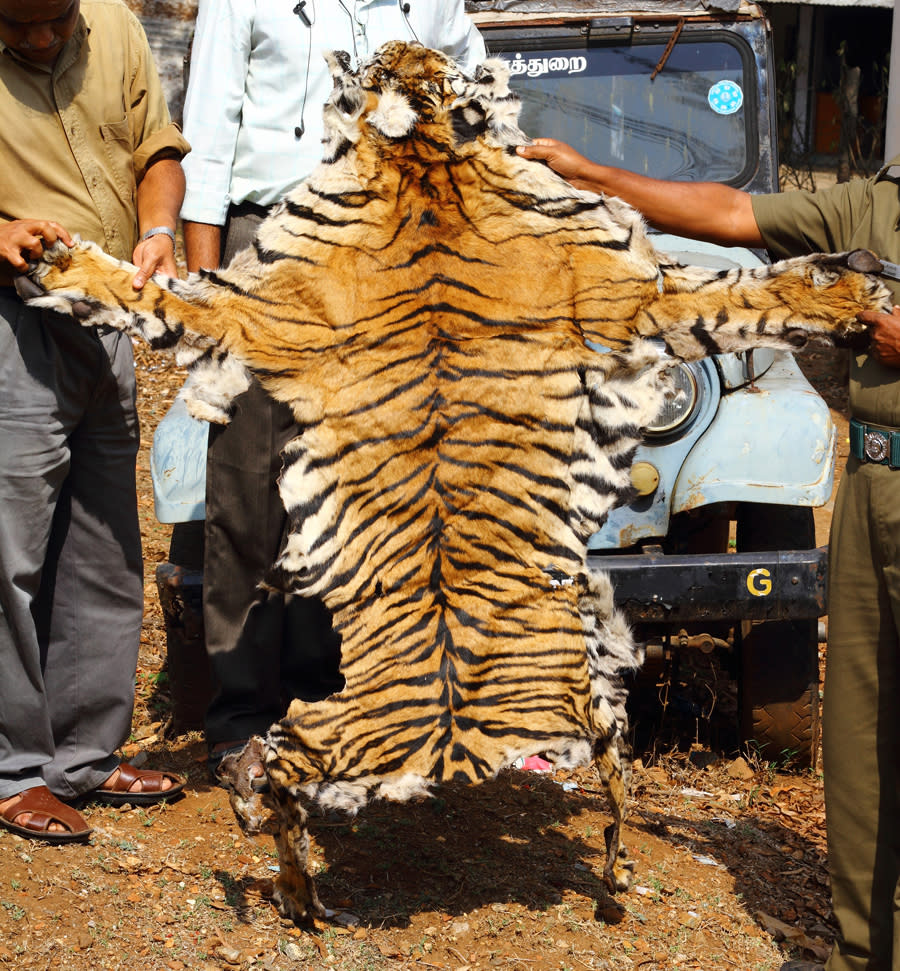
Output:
(735, 503), (820, 767)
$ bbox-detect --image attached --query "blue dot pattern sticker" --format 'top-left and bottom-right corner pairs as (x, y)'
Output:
(708, 80), (743, 115)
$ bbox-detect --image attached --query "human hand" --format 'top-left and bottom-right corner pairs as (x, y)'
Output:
(858, 305), (900, 367)
(0, 219), (73, 273)
(131, 231), (177, 289)
(516, 138), (598, 190)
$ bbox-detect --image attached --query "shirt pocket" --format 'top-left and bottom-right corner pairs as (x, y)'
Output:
(100, 116), (137, 202)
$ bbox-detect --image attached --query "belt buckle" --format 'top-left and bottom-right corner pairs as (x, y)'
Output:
(863, 429), (890, 463)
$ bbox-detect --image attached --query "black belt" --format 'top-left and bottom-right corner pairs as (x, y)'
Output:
(228, 200), (272, 220)
(849, 418), (900, 468)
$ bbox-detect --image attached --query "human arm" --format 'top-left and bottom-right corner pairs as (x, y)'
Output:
(0, 220), (74, 275)
(124, 8), (189, 288)
(857, 306), (900, 368)
(179, 0), (251, 241)
(132, 158), (186, 288)
(183, 220), (222, 273)
(516, 138), (765, 249)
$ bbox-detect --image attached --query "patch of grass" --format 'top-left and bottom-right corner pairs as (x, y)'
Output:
(1, 900), (25, 921)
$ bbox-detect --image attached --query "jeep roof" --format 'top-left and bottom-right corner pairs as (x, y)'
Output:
(466, 1), (760, 20)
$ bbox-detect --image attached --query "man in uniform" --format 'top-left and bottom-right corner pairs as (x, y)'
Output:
(516, 136), (900, 971)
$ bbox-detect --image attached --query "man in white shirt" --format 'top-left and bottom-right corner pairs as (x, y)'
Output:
(180, 0), (486, 776)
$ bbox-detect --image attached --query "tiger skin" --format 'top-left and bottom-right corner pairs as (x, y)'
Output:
(19, 41), (889, 924)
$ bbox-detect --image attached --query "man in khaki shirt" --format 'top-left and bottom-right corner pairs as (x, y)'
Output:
(0, 0), (191, 843)
(517, 137), (900, 971)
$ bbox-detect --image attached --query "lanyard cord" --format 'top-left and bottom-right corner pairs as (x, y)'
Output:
(292, 1), (420, 138)
(292, 0), (315, 137)
(337, 0), (359, 61)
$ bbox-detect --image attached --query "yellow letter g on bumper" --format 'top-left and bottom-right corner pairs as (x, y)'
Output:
(747, 568), (773, 597)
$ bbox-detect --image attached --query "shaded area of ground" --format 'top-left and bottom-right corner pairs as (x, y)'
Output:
(0, 151), (854, 968)
(0, 332), (848, 970)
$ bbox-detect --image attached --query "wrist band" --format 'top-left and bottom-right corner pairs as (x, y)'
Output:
(140, 225), (176, 247)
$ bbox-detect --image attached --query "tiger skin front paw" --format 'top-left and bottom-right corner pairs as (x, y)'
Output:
(15, 241), (90, 318)
(15, 238), (135, 326)
(814, 249), (891, 340)
(15, 238), (192, 352)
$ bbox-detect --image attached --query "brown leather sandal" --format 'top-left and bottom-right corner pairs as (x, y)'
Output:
(0, 786), (92, 843)
(86, 763), (185, 806)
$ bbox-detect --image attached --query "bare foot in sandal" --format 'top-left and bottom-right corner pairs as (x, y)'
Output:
(0, 786), (91, 843)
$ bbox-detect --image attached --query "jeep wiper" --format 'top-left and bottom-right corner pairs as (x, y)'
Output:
(650, 18), (685, 79)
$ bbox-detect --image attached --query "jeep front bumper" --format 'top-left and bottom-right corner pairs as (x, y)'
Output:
(590, 547), (828, 623)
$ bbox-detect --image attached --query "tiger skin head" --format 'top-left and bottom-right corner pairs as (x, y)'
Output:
(320, 40), (525, 167)
(17, 41), (891, 926)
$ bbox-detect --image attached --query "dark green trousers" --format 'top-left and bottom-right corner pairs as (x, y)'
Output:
(825, 457), (900, 971)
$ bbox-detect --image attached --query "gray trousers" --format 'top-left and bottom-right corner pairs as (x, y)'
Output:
(0, 293), (143, 800)
(202, 210), (341, 746)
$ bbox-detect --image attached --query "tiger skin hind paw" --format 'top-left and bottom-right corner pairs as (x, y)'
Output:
(271, 870), (328, 925)
(603, 822), (635, 893)
(218, 738), (327, 925)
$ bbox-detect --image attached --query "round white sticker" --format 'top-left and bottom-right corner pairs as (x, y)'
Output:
(708, 80), (744, 115)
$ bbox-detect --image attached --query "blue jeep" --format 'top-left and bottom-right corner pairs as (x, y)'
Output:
(155, 0), (830, 765)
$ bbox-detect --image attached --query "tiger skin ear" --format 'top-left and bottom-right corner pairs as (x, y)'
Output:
(469, 56), (525, 147)
(323, 48), (366, 118)
(321, 49), (368, 160)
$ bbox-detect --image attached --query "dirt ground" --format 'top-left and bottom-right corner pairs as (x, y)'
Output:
(0, 0), (866, 956)
(0, 336), (850, 971)
(0, 157), (853, 969)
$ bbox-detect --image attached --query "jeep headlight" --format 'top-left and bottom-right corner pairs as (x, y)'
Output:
(645, 362), (699, 435)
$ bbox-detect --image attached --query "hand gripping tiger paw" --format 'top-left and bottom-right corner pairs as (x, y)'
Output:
(18, 41), (890, 925)
(17, 238), (188, 346)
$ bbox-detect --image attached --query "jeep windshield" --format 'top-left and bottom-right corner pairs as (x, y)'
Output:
(484, 25), (756, 186)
